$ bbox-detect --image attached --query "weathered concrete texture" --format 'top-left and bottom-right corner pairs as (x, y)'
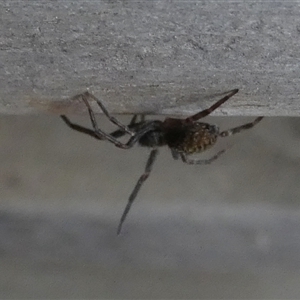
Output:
(0, 2), (300, 115)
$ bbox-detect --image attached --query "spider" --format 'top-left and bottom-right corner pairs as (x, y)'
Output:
(61, 89), (263, 234)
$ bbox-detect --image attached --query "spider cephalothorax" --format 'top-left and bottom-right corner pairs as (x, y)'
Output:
(61, 89), (263, 234)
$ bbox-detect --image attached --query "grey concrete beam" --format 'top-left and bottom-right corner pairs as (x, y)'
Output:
(0, 1), (299, 116)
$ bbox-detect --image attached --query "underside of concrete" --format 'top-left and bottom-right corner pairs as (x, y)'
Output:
(1, 2), (300, 115)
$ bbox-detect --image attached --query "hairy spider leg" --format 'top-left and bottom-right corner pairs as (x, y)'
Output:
(61, 115), (102, 140)
(117, 148), (159, 235)
(61, 114), (140, 140)
(82, 92), (130, 147)
(179, 149), (226, 165)
(185, 89), (239, 123)
(82, 94), (155, 149)
(219, 117), (264, 137)
(109, 114), (146, 138)
(83, 91), (134, 136)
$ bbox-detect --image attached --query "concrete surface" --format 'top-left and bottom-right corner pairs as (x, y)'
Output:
(0, 114), (300, 298)
(1, 2), (300, 115)
(1, 1), (300, 298)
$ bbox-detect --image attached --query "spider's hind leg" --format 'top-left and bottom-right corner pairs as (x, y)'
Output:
(219, 117), (263, 137)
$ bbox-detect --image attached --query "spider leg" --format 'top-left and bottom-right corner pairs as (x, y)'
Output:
(171, 148), (180, 160)
(108, 114), (148, 138)
(219, 116), (263, 137)
(75, 100), (158, 148)
(60, 114), (140, 140)
(117, 148), (159, 235)
(107, 115), (139, 139)
(60, 115), (102, 140)
(129, 114), (139, 126)
(81, 95), (148, 149)
(83, 91), (134, 136)
(185, 89), (239, 123)
(180, 149), (226, 165)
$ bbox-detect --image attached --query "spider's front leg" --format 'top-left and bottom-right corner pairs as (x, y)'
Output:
(81, 92), (134, 148)
(61, 92), (152, 149)
(185, 89), (239, 123)
(61, 115), (102, 140)
(61, 114), (140, 140)
(81, 92), (155, 149)
(82, 91), (134, 136)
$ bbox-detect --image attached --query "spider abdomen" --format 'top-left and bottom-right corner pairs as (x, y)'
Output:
(166, 122), (219, 154)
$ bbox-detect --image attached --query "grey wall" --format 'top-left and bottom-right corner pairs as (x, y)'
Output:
(0, 115), (300, 298)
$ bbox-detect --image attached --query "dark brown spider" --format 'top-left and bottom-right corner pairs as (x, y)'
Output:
(61, 89), (263, 234)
